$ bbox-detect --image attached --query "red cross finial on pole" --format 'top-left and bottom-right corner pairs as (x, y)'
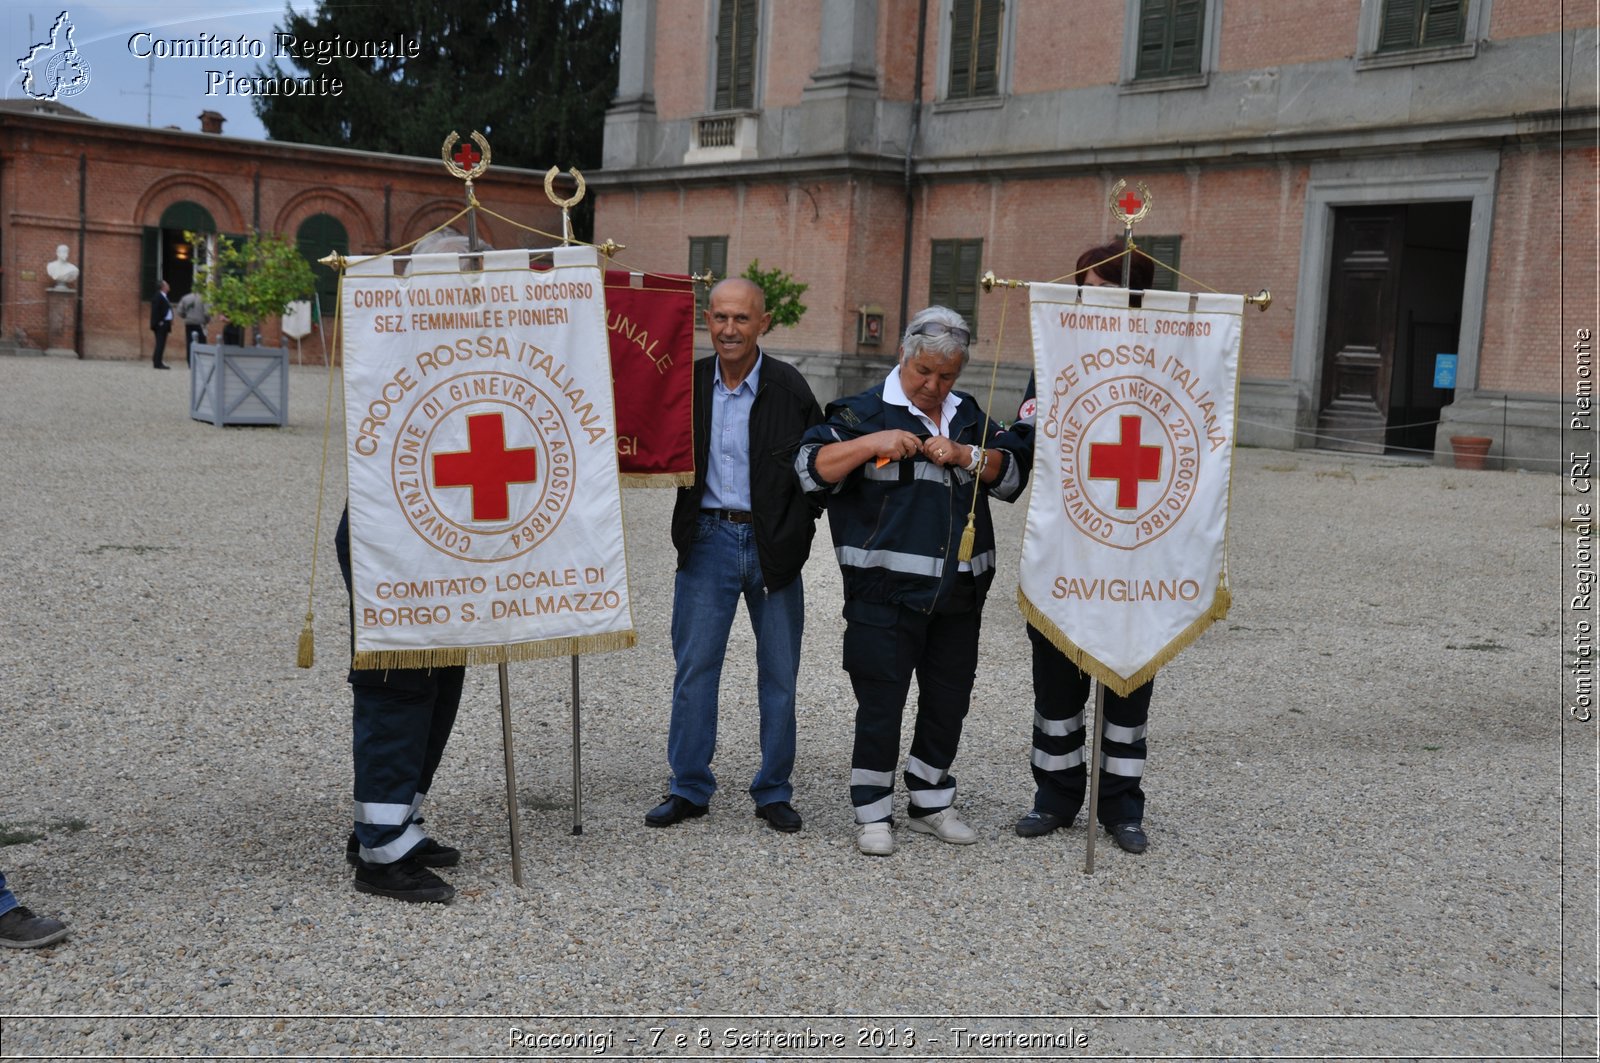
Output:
(1089, 415), (1162, 509)
(1108, 178), (1153, 228)
(432, 412), (539, 522)
(441, 130), (491, 183)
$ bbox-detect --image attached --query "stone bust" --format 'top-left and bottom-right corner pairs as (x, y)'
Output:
(46, 244), (78, 289)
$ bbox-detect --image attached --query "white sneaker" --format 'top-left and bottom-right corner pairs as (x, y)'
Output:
(907, 807), (978, 844)
(856, 821), (895, 856)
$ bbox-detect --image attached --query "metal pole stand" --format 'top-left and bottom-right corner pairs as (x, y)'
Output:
(570, 656), (584, 835)
(498, 662), (525, 887)
(1083, 682), (1106, 875)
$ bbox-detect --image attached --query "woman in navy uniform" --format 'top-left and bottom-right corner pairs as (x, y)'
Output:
(797, 305), (1025, 856)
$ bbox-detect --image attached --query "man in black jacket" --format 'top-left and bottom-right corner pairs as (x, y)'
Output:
(149, 280), (173, 369)
(646, 277), (824, 833)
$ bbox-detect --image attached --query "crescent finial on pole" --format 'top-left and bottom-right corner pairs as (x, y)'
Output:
(544, 167), (586, 245)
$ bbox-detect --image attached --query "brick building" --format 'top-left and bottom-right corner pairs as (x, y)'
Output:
(591, 0), (1598, 469)
(0, 101), (564, 363)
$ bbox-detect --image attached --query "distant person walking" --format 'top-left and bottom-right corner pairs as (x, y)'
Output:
(176, 290), (209, 363)
(149, 280), (173, 370)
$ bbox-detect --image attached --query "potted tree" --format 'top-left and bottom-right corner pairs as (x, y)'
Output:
(187, 230), (316, 426)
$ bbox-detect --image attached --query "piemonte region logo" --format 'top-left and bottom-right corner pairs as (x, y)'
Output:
(391, 371), (577, 563)
(1047, 371), (1202, 551)
(17, 11), (91, 101)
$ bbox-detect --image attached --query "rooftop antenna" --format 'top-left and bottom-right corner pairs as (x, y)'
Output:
(120, 54), (181, 125)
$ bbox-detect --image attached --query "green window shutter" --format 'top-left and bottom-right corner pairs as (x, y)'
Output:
(733, 0), (757, 109)
(297, 213), (348, 318)
(1378, 0), (1421, 50)
(141, 226), (159, 300)
(715, 0), (758, 110)
(1136, 0), (1204, 79)
(689, 236), (729, 325)
(1136, 0), (1173, 79)
(949, 0), (1001, 100)
(953, 240), (981, 327)
(1141, 235), (1182, 292)
(930, 240), (956, 306)
(948, 0), (975, 99)
(929, 239), (981, 332)
(972, 0), (1002, 97)
(1168, 0), (1203, 75)
(1420, 0), (1466, 45)
(714, 0), (736, 109)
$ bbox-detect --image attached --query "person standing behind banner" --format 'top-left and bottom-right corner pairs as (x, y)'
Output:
(796, 305), (1024, 856)
(149, 279), (173, 369)
(645, 277), (824, 833)
(176, 289), (210, 363)
(335, 228), (480, 904)
(1010, 241), (1158, 855)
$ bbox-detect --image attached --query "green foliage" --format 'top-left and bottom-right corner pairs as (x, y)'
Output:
(188, 230), (317, 331)
(251, 1), (620, 240)
(742, 260), (808, 332)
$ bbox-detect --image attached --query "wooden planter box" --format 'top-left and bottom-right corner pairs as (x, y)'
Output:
(190, 343), (288, 427)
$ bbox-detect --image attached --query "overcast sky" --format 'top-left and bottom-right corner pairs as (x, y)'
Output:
(4, 1), (322, 140)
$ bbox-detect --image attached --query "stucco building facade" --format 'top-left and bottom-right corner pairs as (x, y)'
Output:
(592, 0), (1597, 470)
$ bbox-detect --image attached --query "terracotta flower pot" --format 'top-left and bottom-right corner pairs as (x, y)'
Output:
(1449, 435), (1493, 470)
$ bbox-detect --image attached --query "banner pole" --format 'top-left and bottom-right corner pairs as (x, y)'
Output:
(498, 661), (525, 887)
(571, 655), (584, 835)
(543, 166), (590, 841)
(1084, 682), (1105, 874)
(447, 134), (529, 888)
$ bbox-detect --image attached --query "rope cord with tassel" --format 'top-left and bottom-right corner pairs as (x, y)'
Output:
(957, 286), (1016, 563)
(296, 268), (348, 668)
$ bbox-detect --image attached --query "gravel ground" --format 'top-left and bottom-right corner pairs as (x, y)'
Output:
(0, 356), (1593, 1061)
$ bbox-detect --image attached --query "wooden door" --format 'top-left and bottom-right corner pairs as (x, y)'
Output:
(1317, 207), (1404, 453)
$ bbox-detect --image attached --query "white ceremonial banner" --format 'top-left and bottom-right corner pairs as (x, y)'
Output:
(341, 244), (634, 668)
(1018, 283), (1242, 695)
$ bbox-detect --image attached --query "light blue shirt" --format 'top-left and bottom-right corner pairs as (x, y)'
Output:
(702, 353), (761, 512)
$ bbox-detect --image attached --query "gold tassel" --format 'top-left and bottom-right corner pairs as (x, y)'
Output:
(296, 611), (315, 669)
(957, 512), (976, 563)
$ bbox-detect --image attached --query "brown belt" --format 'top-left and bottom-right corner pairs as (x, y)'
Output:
(704, 508), (754, 524)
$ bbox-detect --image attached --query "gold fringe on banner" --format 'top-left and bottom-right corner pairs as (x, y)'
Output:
(1017, 583), (1231, 698)
(619, 471), (696, 489)
(351, 629), (637, 671)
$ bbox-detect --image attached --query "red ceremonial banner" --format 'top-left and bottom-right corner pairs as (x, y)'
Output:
(604, 270), (696, 487)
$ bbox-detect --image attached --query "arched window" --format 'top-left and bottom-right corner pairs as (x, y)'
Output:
(143, 200), (218, 300)
(297, 213), (349, 317)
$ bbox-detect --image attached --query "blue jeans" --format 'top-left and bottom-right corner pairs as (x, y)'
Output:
(0, 869), (17, 917)
(667, 513), (804, 806)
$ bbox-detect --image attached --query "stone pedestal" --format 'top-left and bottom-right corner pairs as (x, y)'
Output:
(45, 287), (76, 356)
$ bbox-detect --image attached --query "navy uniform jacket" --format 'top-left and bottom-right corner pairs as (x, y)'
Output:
(796, 384), (1024, 613)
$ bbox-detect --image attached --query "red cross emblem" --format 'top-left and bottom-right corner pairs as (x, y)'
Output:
(1117, 190), (1143, 216)
(1089, 415), (1162, 509)
(432, 413), (538, 522)
(451, 140), (482, 170)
